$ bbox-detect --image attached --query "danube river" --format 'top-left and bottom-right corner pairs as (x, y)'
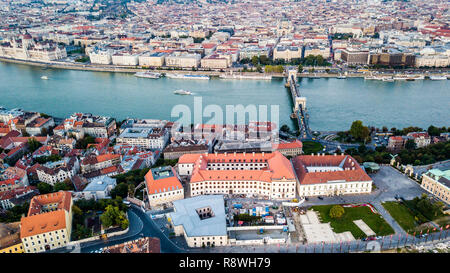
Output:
(0, 62), (449, 131)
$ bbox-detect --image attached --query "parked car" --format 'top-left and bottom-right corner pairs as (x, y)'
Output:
(318, 196), (324, 200)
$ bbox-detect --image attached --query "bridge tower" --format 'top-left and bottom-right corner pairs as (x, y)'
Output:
(288, 69), (297, 81)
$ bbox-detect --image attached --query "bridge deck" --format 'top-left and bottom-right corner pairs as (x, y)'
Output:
(288, 75), (311, 139)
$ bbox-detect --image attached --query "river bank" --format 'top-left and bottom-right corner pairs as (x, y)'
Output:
(2, 56), (447, 79)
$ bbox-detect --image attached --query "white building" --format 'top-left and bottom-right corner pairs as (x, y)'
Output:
(169, 195), (228, 248)
(81, 176), (117, 200)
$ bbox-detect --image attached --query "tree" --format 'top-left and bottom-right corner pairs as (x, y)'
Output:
(251, 56), (259, 67)
(405, 139), (416, 150)
(256, 64), (262, 73)
(53, 179), (73, 191)
(258, 55), (269, 65)
(110, 183), (129, 199)
(37, 182), (53, 194)
(329, 205), (345, 219)
(100, 205), (117, 228)
(349, 120), (370, 142)
(297, 64), (303, 73)
(100, 205), (128, 229)
(27, 138), (42, 153)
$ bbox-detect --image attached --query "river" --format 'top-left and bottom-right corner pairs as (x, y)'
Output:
(0, 62), (448, 131)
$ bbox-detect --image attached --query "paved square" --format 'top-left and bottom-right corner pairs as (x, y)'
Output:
(353, 219), (375, 236)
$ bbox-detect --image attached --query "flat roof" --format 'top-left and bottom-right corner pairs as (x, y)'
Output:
(169, 195), (227, 237)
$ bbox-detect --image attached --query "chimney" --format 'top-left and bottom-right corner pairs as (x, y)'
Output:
(243, 152), (246, 156)
(234, 152), (236, 156)
(262, 152), (265, 156)
(252, 152), (255, 156)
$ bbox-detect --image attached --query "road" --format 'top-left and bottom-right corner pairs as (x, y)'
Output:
(54, 205), (186, 253)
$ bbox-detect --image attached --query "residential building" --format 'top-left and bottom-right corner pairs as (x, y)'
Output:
(145, 166), (184, 207)
(20, 191), (73, 253)
(272, 140), (303, 157)
(0, 222), (24, 253)
(80, 176), (117, 200)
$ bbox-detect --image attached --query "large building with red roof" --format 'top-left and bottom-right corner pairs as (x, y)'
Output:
(292, 154), (372, 197)
(20, 191), (73, 253)
(144, 166), (184, 207)
(178, 151), (296, 200)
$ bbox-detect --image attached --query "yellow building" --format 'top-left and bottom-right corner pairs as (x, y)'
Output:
(20, 191), (73, 253)
(421, 169), (450, 205)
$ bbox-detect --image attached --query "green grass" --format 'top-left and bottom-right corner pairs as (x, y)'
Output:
(302, 141), (324, 155)
(382, 201), (417, 233)
(311, 204), (395, 239)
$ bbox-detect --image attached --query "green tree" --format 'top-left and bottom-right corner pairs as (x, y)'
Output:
(297, 64), (303, 73)
(27, 138), (42, 153)
(37, 182), (53, 194)
(110, 183), (129, 199)
(349, 120), (370, 142)
(251, 56), (259, 66)
(100, 205), (128, 229)
(405, 139), (416, 150)
(100, 205), (117, 228)
(329, 205), (345, 219)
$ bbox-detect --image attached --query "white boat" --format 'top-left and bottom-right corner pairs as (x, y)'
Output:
(173, 89), (192, 95)
(393, 75), (408, 81)
(135, 71), (161, 79)
(41, 76), (49, 80)
(336, 75), (347, 79)
(411, 75), (425, 80)
(364, 76), (376, 80)
(219, 74), (272, 80)
(165, 73), (209, 80)
(429, 75), (447, 80)
(382, 77), (394, 82)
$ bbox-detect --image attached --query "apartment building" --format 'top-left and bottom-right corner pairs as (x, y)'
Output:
(145, 166), (184, 207)
(80, 153), (121, 174)
(340, 48), (369, 65)
(273, 46), (302, 61)
(138, 52), (166, 67)
(407, 132), (431, 148)
(117, 127), (168, 150)
(36, 157), (79, 186)
(20, 191), (73, 253)
(272, 140), (303, 157)
(165, 53), (201, 68)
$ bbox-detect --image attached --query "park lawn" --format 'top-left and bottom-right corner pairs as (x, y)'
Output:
(382, 201), (417, 233)
(302, 141), (324, 155)
(311, 205), (395, 239)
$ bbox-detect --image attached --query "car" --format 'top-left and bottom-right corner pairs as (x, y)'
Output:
(375, 236), (382, 240)
(304, 197), (309, 201)
(318, 196), (324, 200)
(367, 237), (376, 241)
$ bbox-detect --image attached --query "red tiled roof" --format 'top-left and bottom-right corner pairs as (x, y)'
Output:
(292, 155), (372, 185)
